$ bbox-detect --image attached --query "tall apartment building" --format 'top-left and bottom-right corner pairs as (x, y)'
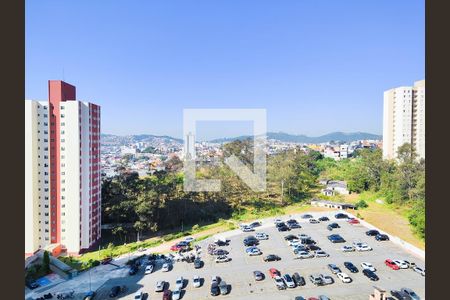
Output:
(25, 80), (101, 256)
(382, 79), (425, 160)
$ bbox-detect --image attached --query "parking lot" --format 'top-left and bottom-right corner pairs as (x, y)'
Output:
(93, 211), (425, 300)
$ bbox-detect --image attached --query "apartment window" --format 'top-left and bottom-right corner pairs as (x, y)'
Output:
(61, 122), (65, 126)
(61, 114), (65, 118)
(44, 114), (48, 118)
(61, 106), (65, 110)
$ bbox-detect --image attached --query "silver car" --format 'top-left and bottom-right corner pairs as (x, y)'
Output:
(172, 288), (182, 300)
(155, 280), (165, 292)
(175, 277), (184, 289)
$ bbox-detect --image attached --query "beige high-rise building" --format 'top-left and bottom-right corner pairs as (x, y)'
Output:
(382, 80), (425, 160)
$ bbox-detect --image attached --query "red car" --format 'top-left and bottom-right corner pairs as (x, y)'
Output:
(348, 218), (360, 224)
(385, 259), (400, 270)
(268, 268), (280, 278)
(308, 298), (319, 300)
(170, 244), (182, 251)
(162, 289), (171, 300)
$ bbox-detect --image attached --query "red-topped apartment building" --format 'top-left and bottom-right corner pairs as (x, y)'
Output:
(25, 80), (101, 255)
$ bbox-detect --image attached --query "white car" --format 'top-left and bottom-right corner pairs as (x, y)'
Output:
(315, 250), (330, 258)
(256, 232), (269, 240)
(274, 219), (283, 225)
(309, 218), (320, 224)
(274, 276), (286, 289)
(242, 225), (254, 232)
(175, 277), (184, 289)
(283, 274), (296, 288)
(296, 251), (314, 259)
(193, 275), (202, 288)
(341, 245), (355, 252)
(288, 239), (301, 246)
(162, 263), (170, 272)
(172, 288), (182, 300)
(337, 272), (352, 283)
(413, 266), (425, 276)
(355, 244), (372, 252)
(134, 291), (143, 300)
(144, 265), (153, 274)
(298, 234), (311, 239)
(215, 255), (231, 263)
(361, 262), (376, 272)
(184, 236), (195, 243)
(393, 260), (409, 269)
(155, 280), (165, 292)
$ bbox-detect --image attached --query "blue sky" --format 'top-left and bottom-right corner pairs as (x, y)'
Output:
(26, 0), (424, 140)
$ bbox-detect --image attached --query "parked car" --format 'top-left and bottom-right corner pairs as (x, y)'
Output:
(366, 229), (380, 236)
(215, 255), (231, 263)
(283, 274), (296, 288)
(274, 276), (287, 290)
(172, 288), (182, 300)
(264, 254), (281, 262)
(83, 291), (96, 300)
(315, 250), (330, 258)
(246, 247), (262, 256)
(306, 244), (321, 251)
(292, 272), (305, 286)
(155, 281), (165, 292)
(318, 216), (330, 221)
(277, 224), (290, 231)
(337, 272), (352, 283)
(319, 296), (331, 300)
(402, 260), (416, 268)
(253, 270), (265, 281)
(133, 291), (143, 300)
(393, 260), (409, 269)
(309, 218), (320, 224)
(385, 259), (400, 270)
(210, 283), (220, 296)
(328, 234), (345, 243)
(302, 214), (313, 219)
(288, 222), (302, 229)
(327, 264), (341, 274)
(211, 275), (221, 284)
(335, 213), (348, 219)
(241, 225), (254, 232)
(255, 232), (269, 240)
(219, 281), (228, 295)
(243, 236), (259, 246)
(175, 277), (184, 289)
(268, 268), (280, 278)
(213, 249), (229, 256)
(327, 223), (340, 230)
(341, 245), (355, 252)
(296, 251), (314, 259)
(375, 233), (390, 241)
(319, 274), (334, 285)
(26, 280), (39, 290)
(284, 234), (299, 241)
(193, 276), (202, 288)
(355, 244), (372, 251)
(162, 263), (170, 272)
(344, 261), (358, 273)
(362, 269), (379, 281)
(309, 274), (324, 286)
(361, 262), (376, 272)
(298, 234), (311, 239)
(184, 236), (195, 243)
(193, 259), (203, 269)
(249, 221), (262, 228)
(413, 266), (425, 276)
(401, 288), (420, 300)
(348, 218), (360, 224)
(390, 290), (413, 300)
(144, 264), (153, 274)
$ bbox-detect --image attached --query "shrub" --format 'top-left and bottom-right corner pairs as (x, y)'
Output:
(355, 200), (368, 209)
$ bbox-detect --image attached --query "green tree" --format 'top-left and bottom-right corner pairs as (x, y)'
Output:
(43, 251), (50, 273)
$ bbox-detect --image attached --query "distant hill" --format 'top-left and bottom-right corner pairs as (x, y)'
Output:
(101, 131), (381, 146)
(210, 131), (382, 144)
(101, 133), (183, 145)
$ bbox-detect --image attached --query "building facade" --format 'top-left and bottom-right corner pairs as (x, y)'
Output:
(25, 80), (101, 256)
(382, 80), (425, 160)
